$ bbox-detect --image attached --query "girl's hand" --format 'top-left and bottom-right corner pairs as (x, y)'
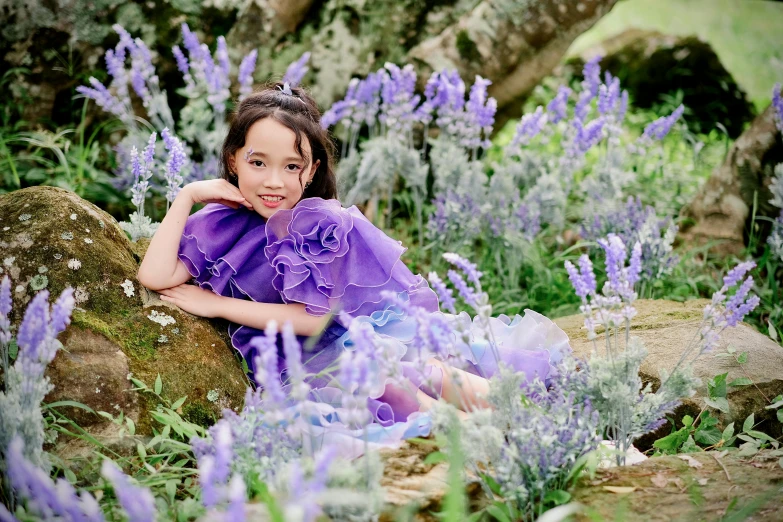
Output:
(158, 284), (226, 318)
(181, 179), (253, 210)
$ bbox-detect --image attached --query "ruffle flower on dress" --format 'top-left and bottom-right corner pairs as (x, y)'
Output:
(264, 198), (439, 325)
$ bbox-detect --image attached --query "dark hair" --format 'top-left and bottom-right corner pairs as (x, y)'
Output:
(220, 82), (338, 201)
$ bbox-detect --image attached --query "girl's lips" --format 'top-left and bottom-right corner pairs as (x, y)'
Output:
(260, 196), (284, 208)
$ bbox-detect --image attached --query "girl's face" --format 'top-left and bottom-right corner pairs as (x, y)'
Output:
(229, 117), (319, 219)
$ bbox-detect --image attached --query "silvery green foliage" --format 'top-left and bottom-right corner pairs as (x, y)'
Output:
(579, 338), (698, 449)
(119, 211), (159, 241)
(520, 172), (568, 230)
(432, 364), (601, 519)
(0, 288), (75, 471)
(429, 137), (487, 196)
(581, 146), (635, 215)
(342, 136), (428, 207)
(319, 452), (384, 522)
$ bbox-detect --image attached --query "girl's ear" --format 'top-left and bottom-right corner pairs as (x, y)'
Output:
(307, 159), (320, 184)
(227, 154), (237, 175)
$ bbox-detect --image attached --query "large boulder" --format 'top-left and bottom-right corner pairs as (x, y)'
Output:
(0, 187), (247, 451)
(555, 299), (783, 442)
(574, 30), (755, 138)
(572, 449), (783, 521)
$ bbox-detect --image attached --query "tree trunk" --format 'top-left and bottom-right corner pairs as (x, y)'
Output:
(407, 0), (621, 112)
(679, 105), (783, 255)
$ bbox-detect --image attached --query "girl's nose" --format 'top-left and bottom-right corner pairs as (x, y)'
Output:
(263, 170), (285, 188)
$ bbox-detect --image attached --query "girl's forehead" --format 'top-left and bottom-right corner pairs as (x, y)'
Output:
(245, 117), (310, 156)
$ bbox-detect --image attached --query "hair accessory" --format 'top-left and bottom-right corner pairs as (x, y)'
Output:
(279, 82), (293, 96)
(244, 147), (254, 161)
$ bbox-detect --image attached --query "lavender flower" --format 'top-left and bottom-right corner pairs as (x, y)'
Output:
(640, 104), (685, 142)
(572, 117), (605, 154)
(547, 85), (571, 123)
(282, 51), (311, 88)
(5, 437), (105, 522)
(509, 106), (547, 149)
(237, 50), (258, 101)
(447, 270), (479, 308)
(772, 83), (783, 134)
(1, 275), (11, 383)
(250, 321), (288, 417)
(379, 63), (421, 139)
(442, 252), (483, 288)
(598, 73), (620, 115)
(582, 56), (602, 98)
(280, 321), (310, 401)
(101, 460), (157, 522)
(428, 272), (456, 314)
(161, 128), (187, 204)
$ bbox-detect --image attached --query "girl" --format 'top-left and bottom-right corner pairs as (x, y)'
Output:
(138, 82), (569, 440)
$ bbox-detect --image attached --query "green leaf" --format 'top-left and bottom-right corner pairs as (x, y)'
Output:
(165, 479), (178, 500)
(44, 400), (97, 414)
(722, 422), (735, 440)
(423, 451), (448, 465)
(64, 468), (77, 484)
(485, 503), (512, 522)
(653, 428), (689, 452)
(737, 441), (759, 457)
(747, 430), (777, 443)
(682, 415), (694, 427)
(480, 473), (502, 495)
(737, 352), (748, 364)
(726, 345), (736, 354)
(777, 410), (783, 423)
(171, 396), (187, 410)
(8, 339), (18, 360)
(765, 399), (783, 410)
(129, 377), (147, 389)
(543, 490), (571, 506)
(137, 441), (147, 459)
(708, 372), (728, 399)
(681, 434), (699, 453)
(743, 413), (755, 433)
(154, 374), (162, 395)
(694, 426), (722, 445)
(240, 358), (250, 375)
(97, 411), (115, 421)
(728, 378), (753, 387)
(768, 320), (778, 342)
(125, 417), (135, 436)
(704, 397), (730, 413)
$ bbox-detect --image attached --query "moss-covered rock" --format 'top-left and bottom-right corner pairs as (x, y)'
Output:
(0, 186), (247, 448)
(555, 299), (783, 446)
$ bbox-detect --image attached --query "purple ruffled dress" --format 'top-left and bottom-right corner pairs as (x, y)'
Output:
(178, 198), (571, 448)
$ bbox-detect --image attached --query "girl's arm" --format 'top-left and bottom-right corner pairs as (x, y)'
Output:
(137, 180), (252, 291)
(157, 283), (329, 337)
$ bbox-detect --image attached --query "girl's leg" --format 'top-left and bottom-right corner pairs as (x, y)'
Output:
(426, 358), (490, 412)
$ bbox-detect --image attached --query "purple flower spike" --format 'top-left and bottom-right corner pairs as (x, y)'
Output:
(172, 45), (190, 75)
(0, 275), (10, 346)
(447, 270), (478, 308)
(442, 252), (483, 287)
(101, 460), (156, 522)
(582, 56), (602, 98)
(282, 51), (311, 88)
(510, 106), (548, 148)
(641, 104), (685, 141)
(773, 83), (783, 134)
(238, 49), (258, 100)
(547, 85), (571, 123)
(428, 272), (456, 314)
(250, 321), (288, 413)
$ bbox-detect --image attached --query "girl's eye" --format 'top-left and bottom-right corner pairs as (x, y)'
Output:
(251, 160), (265, 167)
(286, 164), (302, 172)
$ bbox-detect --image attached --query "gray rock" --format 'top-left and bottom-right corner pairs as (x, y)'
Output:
(555, 299), (783, 437)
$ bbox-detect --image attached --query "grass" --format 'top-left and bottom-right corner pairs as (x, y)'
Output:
(568, 0), (783, 110)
